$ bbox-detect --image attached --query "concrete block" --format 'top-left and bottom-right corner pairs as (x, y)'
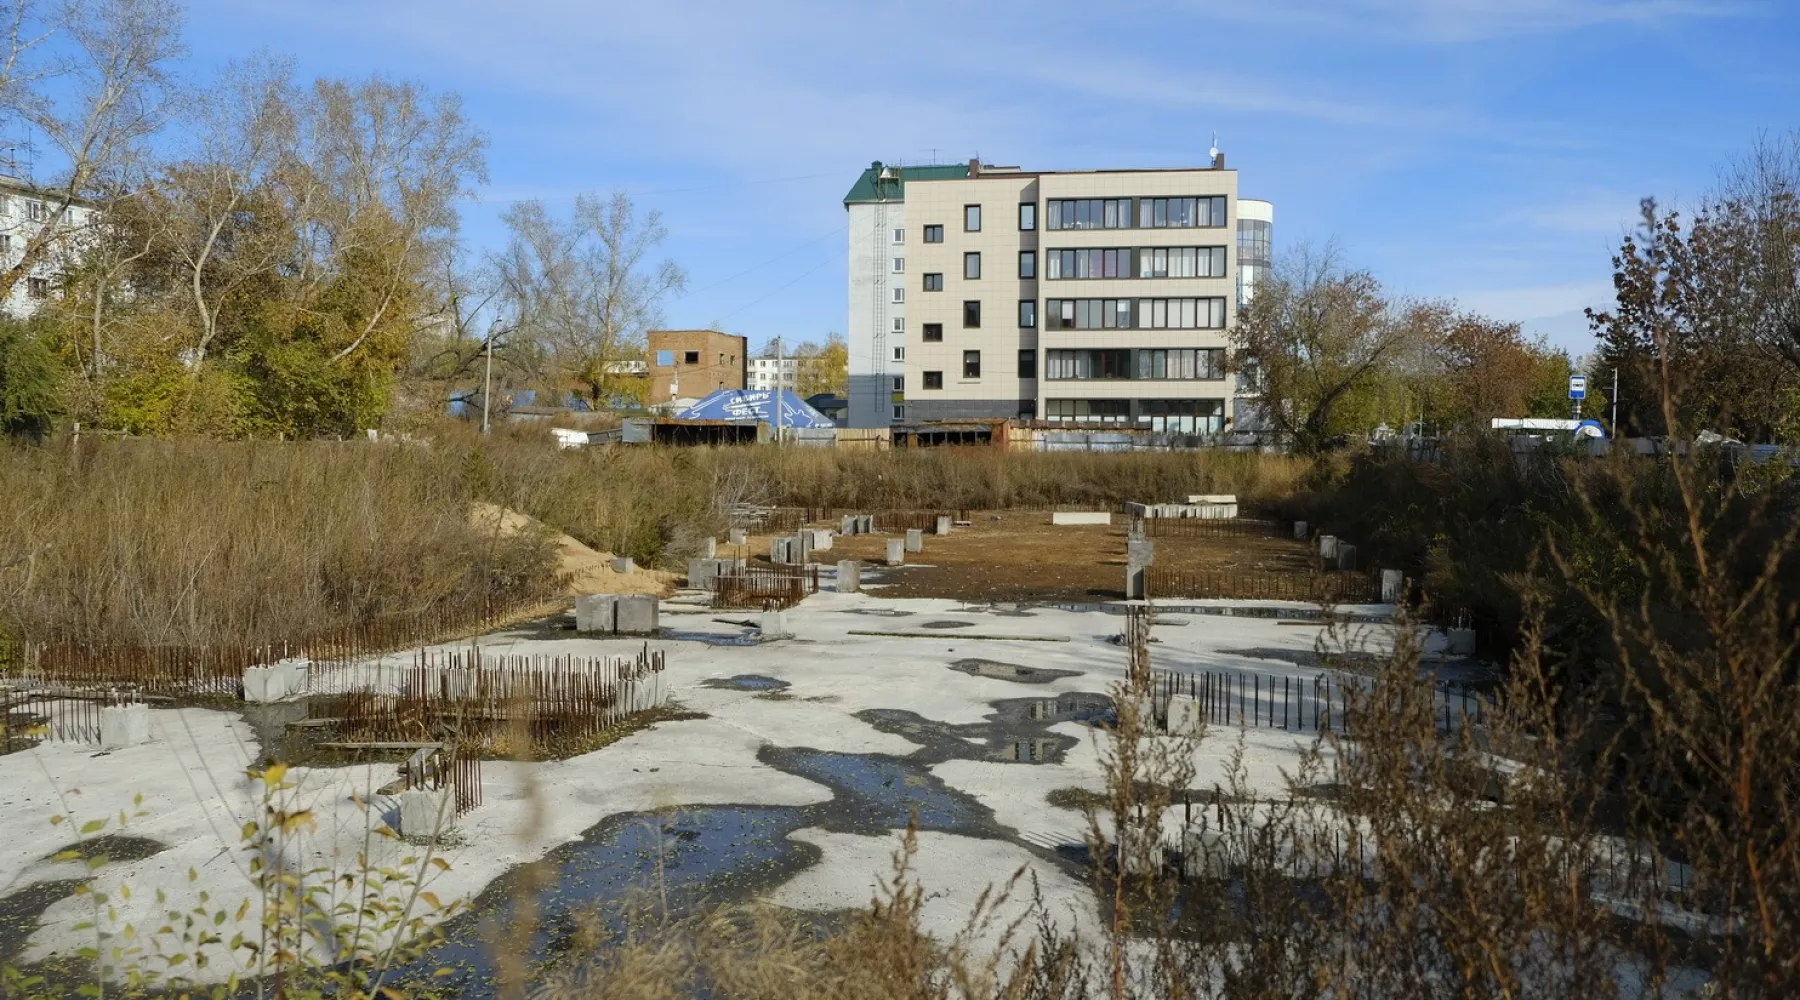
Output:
(701, 537), (717, 558)
(905, 528), (923, 552)
(1182, 829), (1229, 879)
(1196, 502), (1238, 520)
(1128, 539), (1156, 567)
(1293, 520), (1308, 541)
(100, 703), (151, 749)
(576, 594), (617, 634)
(836, 559), (861, 593)
(729, 528), (747, 546)
(615, 594), (659, 634)
(1319, 535), (1339, 559)
(857, 515), (875, 534)
(810, 528), (833, 551)
(1337, 544), (1358, 571)
(1051, 511), (1111, 526)
(886, 538), (905, 566)
(610, 555), (635, 574)
(841, 514), (858, 535)
(935, 515), (952, 535)
(1381, 569), (1405, 604)
(1187, 494), (1238, 505)
(242, 664), (288, 703)
(1165, 694), (1203, 736)
(1124, 501), (1150, 518)
(689, 558), (718, 589)
(771, 536), (802, 565)
(397, 788), (454, 839)
(1446, 627), (1477, 656)
(760, 607), (789, 639)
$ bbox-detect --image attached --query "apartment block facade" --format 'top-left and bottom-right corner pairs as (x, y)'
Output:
(844, 158), (1271, 432)
(748, 356), (799, 391)
(0, 176), (100, 320)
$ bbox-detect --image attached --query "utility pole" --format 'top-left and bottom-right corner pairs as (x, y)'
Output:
(775, 336), (785, 446)
(1611, 367), (1620, 434)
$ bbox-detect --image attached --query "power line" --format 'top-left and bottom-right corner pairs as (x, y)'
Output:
(714, 221), (878, 323)
(671, 222), (847, 303)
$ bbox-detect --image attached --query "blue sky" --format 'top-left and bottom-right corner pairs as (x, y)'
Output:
(183, 0), (1798, 357)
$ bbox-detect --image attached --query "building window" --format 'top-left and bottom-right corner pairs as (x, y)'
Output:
(923, 273), (943, 292)
(892, 375), (904, 391)
(894, 406), (905, 420)
(923, 224), (944, 243)
(893, 347), (905, 361)
(1018, 300), (1036, 328)
(1138, 196), (1228, 228)
(893, 227), (905, 244)
(1019, 251), (1035, 279)
(1018, 349), (1037, 380)
(964, 204), (981, 231)
(1042, 297), (1227, 330)
(924, 371), (944, 389)
(1046, 198), (1133, 231)
(893, 317), (905, 332)
(893, 257), (904, 273)
(1043, 398), (1132, 424)
(1135, 348), (1227, 380)
(0, 234), (10, 256)
(922, 323), (943, 342)
(963, 300), (981, 328)
(25, 200), (47, 223)
(893, 287), (905, 303)
(1019, 203), (1036, 231)
(1138, 246), (1227, 278)
(963, 350), (981, 379)
(27, 276), (48, 299)
(684, 351), (700, 364)
(964, 252), (980, 280)
(656, 350), (674, 367)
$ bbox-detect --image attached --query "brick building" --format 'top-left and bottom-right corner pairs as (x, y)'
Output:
(647, 330), (748, 406)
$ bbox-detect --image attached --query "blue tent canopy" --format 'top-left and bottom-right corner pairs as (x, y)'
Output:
(675, 389), (835, 429)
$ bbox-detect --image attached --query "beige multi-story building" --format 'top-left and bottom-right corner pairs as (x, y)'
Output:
(843, 157), (1271, 433)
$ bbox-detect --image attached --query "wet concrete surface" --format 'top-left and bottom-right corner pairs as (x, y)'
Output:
(393, 688), (1117, 996)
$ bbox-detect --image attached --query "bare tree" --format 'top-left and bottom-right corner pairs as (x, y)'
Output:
(0, 0), (182, 302)
(495, 192), (685, 408)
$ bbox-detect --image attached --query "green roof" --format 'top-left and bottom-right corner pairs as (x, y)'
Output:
(842, 162), (971, 205)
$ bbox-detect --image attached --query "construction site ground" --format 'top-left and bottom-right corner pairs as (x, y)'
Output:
(742, 510), (1317, 603)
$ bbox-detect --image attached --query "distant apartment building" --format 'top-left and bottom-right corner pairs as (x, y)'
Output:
(843, 157), (1272, 432)
(0, 176), (100, 320)
(748, 356), (799, 391)
(647, 329), (747, 406)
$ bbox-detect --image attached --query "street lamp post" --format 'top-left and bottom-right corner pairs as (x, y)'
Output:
(482, 318), (503, 434)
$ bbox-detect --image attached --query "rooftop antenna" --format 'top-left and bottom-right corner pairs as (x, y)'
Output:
(1209, 132), (1220, 162)
(923, 148), (940, 165)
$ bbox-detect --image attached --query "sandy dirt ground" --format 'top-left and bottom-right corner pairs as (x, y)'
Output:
(473, 502), (675, 597)
(741, 510), (1317, 602)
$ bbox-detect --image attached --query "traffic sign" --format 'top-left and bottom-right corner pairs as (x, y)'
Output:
(1568, 375), (1588, 400)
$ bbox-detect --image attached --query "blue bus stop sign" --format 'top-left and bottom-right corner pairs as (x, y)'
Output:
(1568, 375), (1588, 400)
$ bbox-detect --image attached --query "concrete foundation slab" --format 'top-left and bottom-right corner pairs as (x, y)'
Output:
(100, 704), (151, 749)
(1051, 511), (1111, 526)
(615, 594), (659, 634)
(837, 560), (861, 594)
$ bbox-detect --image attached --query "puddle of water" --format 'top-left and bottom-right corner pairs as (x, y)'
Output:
(760, 748), (985, 832)
(700, 674), (791, 692)
(948, 659), (1081, 685)
(996, 739), (1060, 763)
(399, 805), (816, 997)
(919, 621), (977, 629)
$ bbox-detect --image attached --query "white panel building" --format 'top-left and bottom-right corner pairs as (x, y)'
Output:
(0, 176), (100, 320)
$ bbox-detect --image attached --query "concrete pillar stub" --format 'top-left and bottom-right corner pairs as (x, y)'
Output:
(837, 560), (861, 593)
(1293, 520), (1308, 540)
(1381, 569), (1404, 603)
(935, 515), (952, 535)
(886, 538), (905, 566)
(905, 528), (923, 552)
